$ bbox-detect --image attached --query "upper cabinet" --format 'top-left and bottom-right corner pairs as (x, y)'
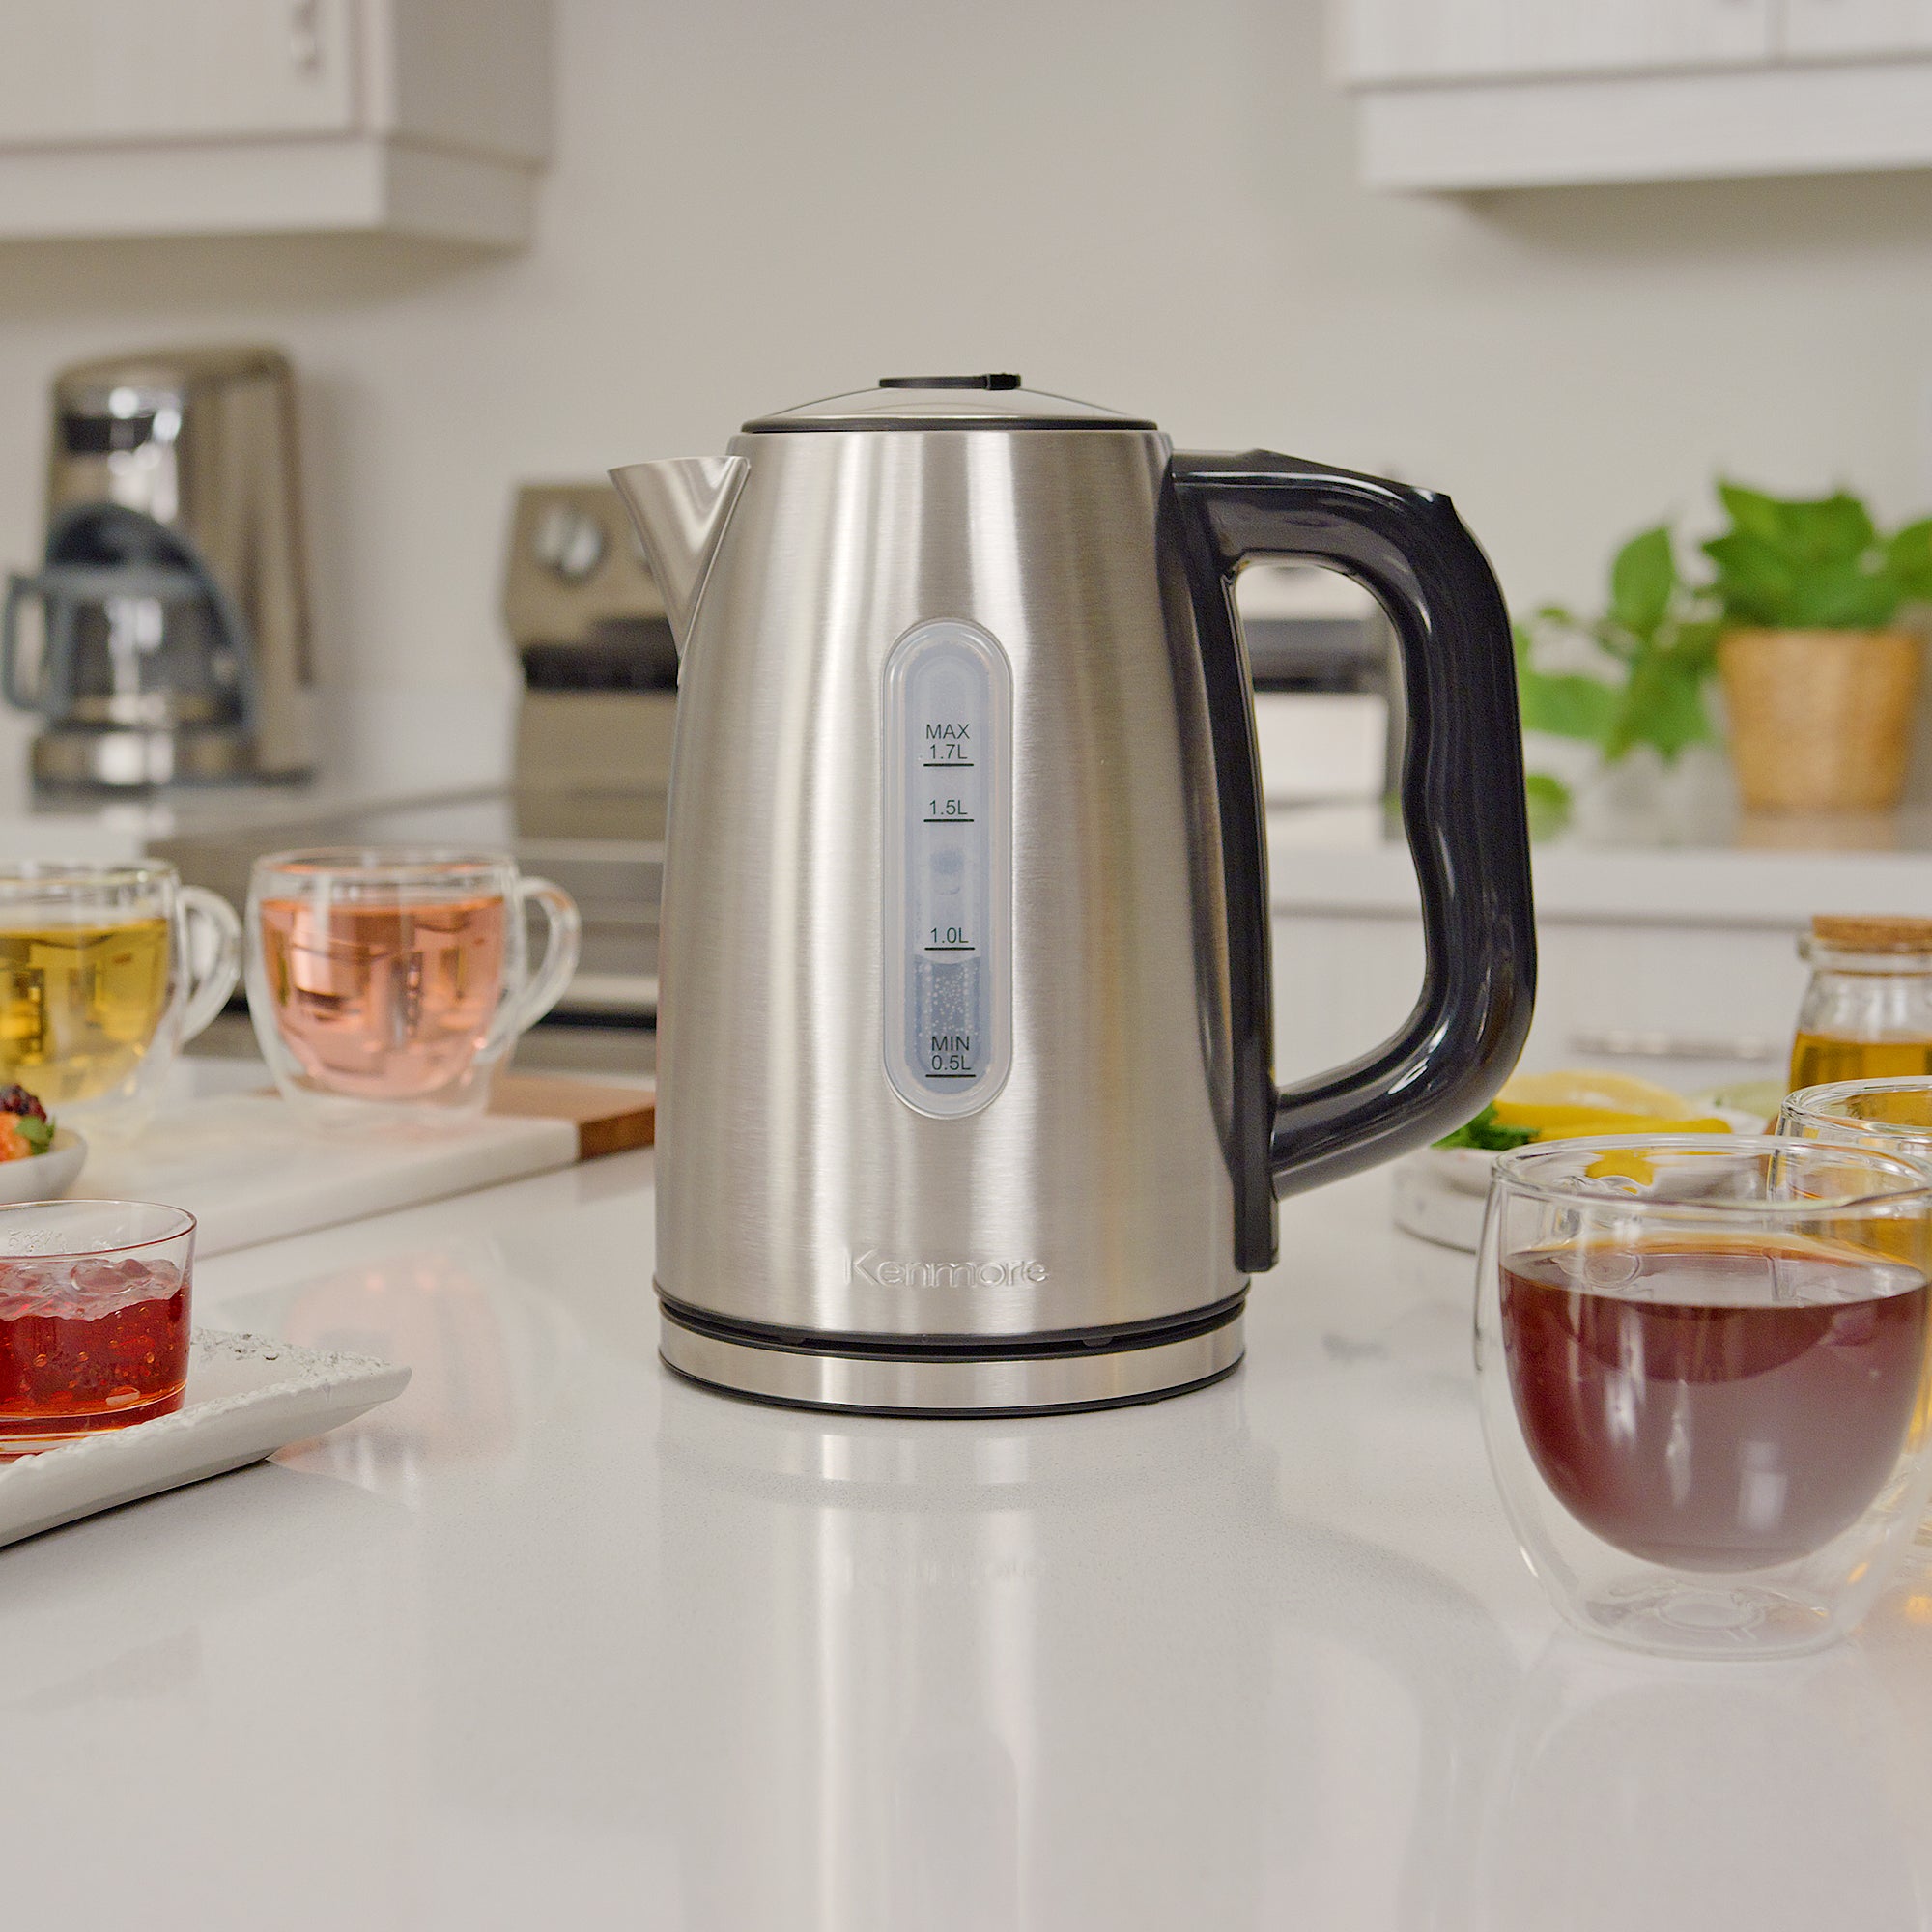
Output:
(1783, 0), (1932, 56)
(1337, 0), (1776, 84)
(1333, 0), (1932, 189)
(0, 0), (551, 244)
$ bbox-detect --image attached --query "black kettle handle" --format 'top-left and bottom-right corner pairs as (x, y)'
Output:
(1167, 450), (1536, 1272)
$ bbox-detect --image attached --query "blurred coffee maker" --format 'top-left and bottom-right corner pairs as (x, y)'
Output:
(2, 345), (317, 789)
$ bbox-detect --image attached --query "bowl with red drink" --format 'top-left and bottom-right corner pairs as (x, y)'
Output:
(0, 1199), (193, 1453)
(1476, 1135), (1932, 1659)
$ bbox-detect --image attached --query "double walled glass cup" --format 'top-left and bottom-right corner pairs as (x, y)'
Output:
(0, 861), (241, 1136)
(245, 848), (582, 1122)
(1477, 1136), (1932, 1659)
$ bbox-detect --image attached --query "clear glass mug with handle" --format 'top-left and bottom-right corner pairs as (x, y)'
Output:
(244, 848), (582, 1122)
(0, 860), (242, 1137)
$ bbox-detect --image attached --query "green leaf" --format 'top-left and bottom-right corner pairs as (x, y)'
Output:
(1512, 622), (1614, 743)
(1783, 562), (1901, 629)
(1704, 481), (1911, 627)
(15, 1115), (51, 1155)
(1518, 665), (1621, 742)
(1607, 526), (1676, 639)
(1888, 520), (1932, 603)
(1717, 481), (1785, 544)
(1794, 491), (1877, 566)
(1604, 647), (1717, 763)
(1702, 530), (1802, 626)
(1672, 618), (1723, 672)
(1523, 770), (1573, 840)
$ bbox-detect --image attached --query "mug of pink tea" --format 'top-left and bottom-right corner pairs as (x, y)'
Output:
(244, 849), (581, 1121)
(1476, 1135), (1932, 1660)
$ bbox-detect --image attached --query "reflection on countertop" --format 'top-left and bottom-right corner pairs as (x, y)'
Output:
(0, 1147), (1922, 1925)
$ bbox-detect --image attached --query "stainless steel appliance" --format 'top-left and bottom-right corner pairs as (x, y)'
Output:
(614, 374), (1536, 1415)
(503, 480), (676, 837)
(3, 345), (317, 788)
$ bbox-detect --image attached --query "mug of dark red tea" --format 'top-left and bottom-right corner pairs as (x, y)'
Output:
(1476, 1136), (1932, 1659)
(0, 1201), (193, 1453)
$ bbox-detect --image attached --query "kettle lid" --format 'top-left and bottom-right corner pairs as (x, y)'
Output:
(742, 374), (1156, 433)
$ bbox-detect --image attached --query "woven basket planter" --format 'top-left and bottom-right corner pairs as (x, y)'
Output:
(1717, 627), (1922, 811)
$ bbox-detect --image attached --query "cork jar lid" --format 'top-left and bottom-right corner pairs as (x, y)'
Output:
(1810, 914), (1932, 952)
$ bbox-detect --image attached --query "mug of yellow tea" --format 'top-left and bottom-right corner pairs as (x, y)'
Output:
(0, 861), (242, 1134)
(245, 849), (582, 1120)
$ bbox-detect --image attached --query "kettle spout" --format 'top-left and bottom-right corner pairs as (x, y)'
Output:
(610, 456), (750, 657)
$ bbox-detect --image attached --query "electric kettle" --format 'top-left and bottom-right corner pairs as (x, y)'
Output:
(614, 375), (1534, 1415)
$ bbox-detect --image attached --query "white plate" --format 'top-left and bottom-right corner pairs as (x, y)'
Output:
(0, 1127), (87, 1204)
(1416, 1102), (1770, 1198)
(1396, 1103), (1774, 1252)
(0, 1328), (409, 1548)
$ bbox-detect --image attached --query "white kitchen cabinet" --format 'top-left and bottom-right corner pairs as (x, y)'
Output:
(1265, 817), (1932, 1099)
(0, 0), (550, 244)
(1339, 0), (1774, 85)
(1333, 0), (1932, 189)
(1784, 0), (1932, 55)
(1273, 909), (1801, 1099)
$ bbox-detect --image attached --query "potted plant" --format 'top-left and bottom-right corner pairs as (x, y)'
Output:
(1704, 485), (1932, 811)
(1514, 525), (1719, 834)
(1518, 485), (1932, 825)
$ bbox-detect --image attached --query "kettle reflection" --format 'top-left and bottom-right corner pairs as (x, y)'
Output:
(655, 1374), (1517, 1931)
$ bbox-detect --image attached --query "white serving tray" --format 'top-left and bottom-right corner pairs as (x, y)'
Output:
(0, 1328), (409, 1549)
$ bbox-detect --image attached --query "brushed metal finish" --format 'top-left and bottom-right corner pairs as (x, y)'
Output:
(644, 423), (1245, 1346)
(610, 457), (748, 653)
(660, 1308), (1245, 1414)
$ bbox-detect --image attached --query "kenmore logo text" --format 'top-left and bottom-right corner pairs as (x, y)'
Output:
(849, 1250), (1048, 1289)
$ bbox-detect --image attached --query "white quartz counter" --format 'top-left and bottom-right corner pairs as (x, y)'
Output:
(5, 1144), (1931, 1929)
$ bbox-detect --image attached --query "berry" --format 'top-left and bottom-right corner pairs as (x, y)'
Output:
(0, 1085), (46, 1122)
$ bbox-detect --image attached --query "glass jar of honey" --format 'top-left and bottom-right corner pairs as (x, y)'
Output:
(1790, 914), (1932, 1092)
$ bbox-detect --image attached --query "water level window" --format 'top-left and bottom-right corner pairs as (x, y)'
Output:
(882, 618), (1012, 1117)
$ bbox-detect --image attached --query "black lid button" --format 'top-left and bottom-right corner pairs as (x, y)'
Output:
(876, 374), (1021, 390)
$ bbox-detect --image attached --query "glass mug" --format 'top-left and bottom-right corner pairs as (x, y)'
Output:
(0, 860), (242, 1135)
(245, 848), (582, 1120)
(1477, 1135), (1932, 1659)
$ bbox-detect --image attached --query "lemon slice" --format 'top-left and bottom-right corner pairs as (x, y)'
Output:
(1585, 1149), (1658, 1184)
(1497, 1068), (1697, 1119)
(1492, 1106), (1732, 1139)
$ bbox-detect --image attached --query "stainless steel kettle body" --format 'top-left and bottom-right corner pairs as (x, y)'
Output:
(616, 378), (1535, 1414)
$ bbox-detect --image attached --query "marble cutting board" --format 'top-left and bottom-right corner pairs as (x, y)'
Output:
(71, 1079), (654, 1257)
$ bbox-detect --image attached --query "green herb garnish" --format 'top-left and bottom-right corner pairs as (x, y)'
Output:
(1434, 1104), (1536, 1152)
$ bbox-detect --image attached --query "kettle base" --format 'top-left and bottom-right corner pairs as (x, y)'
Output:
(657, 1299), (1245, 1417)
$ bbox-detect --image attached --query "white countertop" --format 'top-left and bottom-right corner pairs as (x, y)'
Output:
(6, 1136), (1932, 1928)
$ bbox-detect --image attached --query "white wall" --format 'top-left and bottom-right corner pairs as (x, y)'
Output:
(3, 0), (1932, 793)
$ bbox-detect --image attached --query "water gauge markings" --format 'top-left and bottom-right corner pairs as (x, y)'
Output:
(883, 619), (1013, 1118)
